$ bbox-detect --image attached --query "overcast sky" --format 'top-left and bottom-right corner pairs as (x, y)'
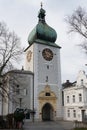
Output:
(0, 0), (87, 82)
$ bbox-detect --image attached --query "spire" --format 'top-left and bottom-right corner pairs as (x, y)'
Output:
(28, 4), (57, 45)
(38, 2), (46, 23)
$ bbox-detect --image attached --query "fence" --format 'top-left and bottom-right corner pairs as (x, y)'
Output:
(74, 120), (87, 128)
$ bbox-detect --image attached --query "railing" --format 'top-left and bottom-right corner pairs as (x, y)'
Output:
(74, 120), (87, 128)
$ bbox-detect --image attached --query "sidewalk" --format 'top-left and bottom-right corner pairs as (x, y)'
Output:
(0, 120), (74, 130)
(23, 120), (74, 130)
(57, 120), (74, 130)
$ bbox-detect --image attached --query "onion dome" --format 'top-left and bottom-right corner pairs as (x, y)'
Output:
(28, 5), (57, 45)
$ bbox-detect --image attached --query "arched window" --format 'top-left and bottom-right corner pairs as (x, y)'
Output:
(72, 95), (75, 103)
(79, 93), (82, 102)
(16, 85), (20, 94)
(67, 109), (70, 117)
(81, 79), (83, 85)
(67, 96), (69, 103)
(73, 110), (76, 118)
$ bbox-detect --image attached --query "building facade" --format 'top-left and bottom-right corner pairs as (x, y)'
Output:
(24, 6), (63, 121)
(0, 6), (63, 121)
(63, 70), (87, 121)
(2, 6), (87, 123)
(1, 70), (33, 119)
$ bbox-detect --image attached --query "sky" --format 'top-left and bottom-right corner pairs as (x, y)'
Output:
(0, 0), (87, 82)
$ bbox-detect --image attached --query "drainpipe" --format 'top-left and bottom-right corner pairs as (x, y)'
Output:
(32, 74), (34, 122)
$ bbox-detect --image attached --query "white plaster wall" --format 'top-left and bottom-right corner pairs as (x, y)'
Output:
(24, 42), (62, 120)
(33, 43), (62, 120)
(56, 49), (63, 119)
(37, 44), (60, 85)
(64, 87), (85, 107)
(63, 70), (87, 121)
(63, 106), (82, 121)
(33, 43), (39, 119)
(7, 71), (33, 114)
(76, 70), (87, 87)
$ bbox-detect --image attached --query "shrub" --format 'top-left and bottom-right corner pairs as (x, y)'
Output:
(14, 108), (25, 122)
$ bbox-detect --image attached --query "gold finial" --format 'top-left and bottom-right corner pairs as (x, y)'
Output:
(41, 2), (43, 8)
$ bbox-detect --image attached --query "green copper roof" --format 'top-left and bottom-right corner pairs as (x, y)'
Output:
(28, 7), (57, 45)
(35, 39), (61, 48)
(37, 22), (57, 42)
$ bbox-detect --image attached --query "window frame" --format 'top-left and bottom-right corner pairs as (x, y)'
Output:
(72, 95), (75, 103)
(67, 109), (70, 117)
(73, 110), (76, 118)
(67, 96), (69, 103)
(79, 93), (82, 102)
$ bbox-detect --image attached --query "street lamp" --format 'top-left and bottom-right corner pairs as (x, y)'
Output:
(19, 98), (22, 108)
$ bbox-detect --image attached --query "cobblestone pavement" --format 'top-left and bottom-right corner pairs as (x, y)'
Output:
(0, 121), (74, 130)
(23, 120), (74, 130)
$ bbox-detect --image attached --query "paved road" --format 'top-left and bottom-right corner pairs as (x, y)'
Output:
(23, 121), (73, 130)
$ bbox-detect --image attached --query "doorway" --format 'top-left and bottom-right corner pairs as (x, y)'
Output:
(82, 110), (85, 121)
(42, 103), (53, 121)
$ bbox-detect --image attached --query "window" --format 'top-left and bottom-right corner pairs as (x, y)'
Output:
(46, 76), (48, 82)
(67, 96), (69, 103)
(47, 65), (49, 69)
(81, 79), (83, 85)
(45, 92), (50, 96)
(79, 93), (82, 102)
(16, 85), (20, 94)
(62, 91), (64, 106)
(73, 110), (76, 118)
(72, 95), (75, 103)
(24, 89), (27, 96)
(67, 109), (70, 117)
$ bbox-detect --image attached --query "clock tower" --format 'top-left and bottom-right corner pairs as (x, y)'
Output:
(25, 5), (63, 121)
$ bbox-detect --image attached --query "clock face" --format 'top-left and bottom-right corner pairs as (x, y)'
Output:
(42, 48), (53, 61)
(27, 50), (32, 62)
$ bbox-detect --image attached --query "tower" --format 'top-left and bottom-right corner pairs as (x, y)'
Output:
(25, 5), (62, 121)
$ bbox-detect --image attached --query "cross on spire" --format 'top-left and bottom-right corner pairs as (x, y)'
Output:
(41, 2), (43, 8)
(38, 2), (45, 23)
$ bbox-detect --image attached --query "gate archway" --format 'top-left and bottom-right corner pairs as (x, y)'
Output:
(42, 103), (53, 121)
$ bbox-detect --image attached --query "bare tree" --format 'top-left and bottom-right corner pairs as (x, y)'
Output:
(0, 21), (24, 108)
(0, 70), (29, 115)
(0, 21), (23, 76)
(65, 7), (87, 53)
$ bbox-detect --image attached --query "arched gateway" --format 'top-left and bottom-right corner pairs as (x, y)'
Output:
(42, 103), (53, 121)
(38, 85), (57, 121)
